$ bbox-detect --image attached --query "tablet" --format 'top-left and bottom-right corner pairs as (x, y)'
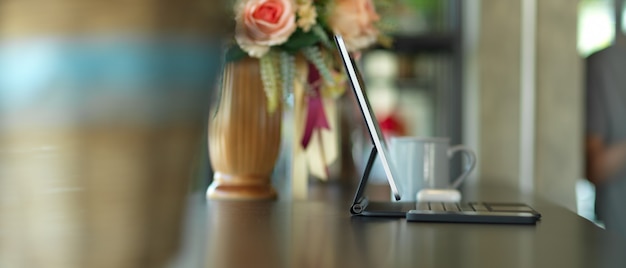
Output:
(335, 35), (402, 200)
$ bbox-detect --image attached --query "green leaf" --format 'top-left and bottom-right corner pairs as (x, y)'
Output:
(225, 45), (248, 62)
(314, 0), (332, 27)
(302, 46), (334, 86)
(260, 52), (280, 113)
(279, 52), (295, 99)
(279, 29), (322, 54)
(311, 25), (333, 49)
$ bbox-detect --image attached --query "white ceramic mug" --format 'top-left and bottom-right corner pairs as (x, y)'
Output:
(390, 137), (476, 201)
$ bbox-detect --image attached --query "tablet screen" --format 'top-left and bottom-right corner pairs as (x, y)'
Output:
(334, 35), (402, 201)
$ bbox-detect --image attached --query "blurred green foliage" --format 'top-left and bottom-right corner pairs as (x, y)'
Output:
(406, 0), (440, 11)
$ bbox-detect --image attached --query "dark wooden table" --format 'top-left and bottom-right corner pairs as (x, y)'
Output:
(180, 182), (626, 268)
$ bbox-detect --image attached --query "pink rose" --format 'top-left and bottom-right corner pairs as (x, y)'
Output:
(328, 0), (380, 52)
(235, 0), (297, 57)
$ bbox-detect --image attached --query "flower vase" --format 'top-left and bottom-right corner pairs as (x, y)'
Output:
(207, 57), (282, 200)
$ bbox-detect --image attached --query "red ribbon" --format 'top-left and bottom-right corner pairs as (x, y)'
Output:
(301, 63), (330, 149)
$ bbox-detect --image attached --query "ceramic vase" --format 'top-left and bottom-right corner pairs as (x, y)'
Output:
(207, 57), (282, 200)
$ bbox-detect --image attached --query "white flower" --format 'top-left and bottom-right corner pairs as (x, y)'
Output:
(297, 3), (317, 32)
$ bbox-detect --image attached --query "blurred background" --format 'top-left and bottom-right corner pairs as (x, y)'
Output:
(349, 0), (618, 225)
(273, 0), (619, 224)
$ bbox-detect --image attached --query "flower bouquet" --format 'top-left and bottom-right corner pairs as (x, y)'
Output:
(208, 0), (391, 200)
(227, 0), (389, 107)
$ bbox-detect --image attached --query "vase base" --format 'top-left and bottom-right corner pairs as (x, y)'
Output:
(206, 174), (277, 200)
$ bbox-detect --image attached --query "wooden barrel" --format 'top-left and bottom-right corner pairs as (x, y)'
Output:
(0, 0), (231, 37)
(0, 1), (228, 267)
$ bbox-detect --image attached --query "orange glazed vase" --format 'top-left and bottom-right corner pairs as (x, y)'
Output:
(207, 57), (281, 200)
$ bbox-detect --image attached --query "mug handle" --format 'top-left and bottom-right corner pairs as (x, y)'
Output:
(447, 145), (477, 189)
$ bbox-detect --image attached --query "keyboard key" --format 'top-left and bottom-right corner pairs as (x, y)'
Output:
(459, 204), (475, 211)
(444, 203), (460, 211)
(471, 203), (489, 211)
(417, 202), (430, 211)
(430, 203), (445, 211)
(488, 205), (536, 213)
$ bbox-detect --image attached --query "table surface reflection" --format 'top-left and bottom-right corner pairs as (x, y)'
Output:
(178, 182), (626, 268)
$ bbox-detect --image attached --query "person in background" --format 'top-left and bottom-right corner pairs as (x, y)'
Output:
(585, 0), (626, 235)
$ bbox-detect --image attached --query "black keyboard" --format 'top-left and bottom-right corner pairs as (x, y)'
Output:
(406, 202), (541, 224)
